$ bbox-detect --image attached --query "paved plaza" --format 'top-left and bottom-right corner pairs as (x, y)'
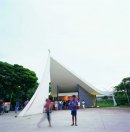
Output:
(0, 108), (130, 132)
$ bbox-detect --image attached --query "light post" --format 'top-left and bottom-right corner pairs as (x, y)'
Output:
(122, 80), (130, 106)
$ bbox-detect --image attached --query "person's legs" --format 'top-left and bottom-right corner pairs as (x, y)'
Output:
(37, 113), (46, 127)
(15, 107), (18, 113)
(74, 111), (77, 126)
(47, 112), (51, 127)
(74, 115), (77, 126)
(83, 105), (85, 109)
(71, 111), (74, 126)
(71, 116), (74, 125)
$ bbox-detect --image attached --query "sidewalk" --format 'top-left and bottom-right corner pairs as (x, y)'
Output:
(0, 108), (130, 132)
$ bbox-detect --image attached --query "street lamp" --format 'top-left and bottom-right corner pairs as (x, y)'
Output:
(122, 80), (130, 106)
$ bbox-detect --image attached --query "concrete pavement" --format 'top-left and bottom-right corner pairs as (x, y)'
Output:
(0, 108), (130, 132)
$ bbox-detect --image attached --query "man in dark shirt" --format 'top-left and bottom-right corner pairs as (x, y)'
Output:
(0, 99), (4, 114)
(70, 95), (78, 126)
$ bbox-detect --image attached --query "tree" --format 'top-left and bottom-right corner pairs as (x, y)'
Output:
(101, 96), (108, 101)
(114, 77), (130, 105)
(0, 61), (38, 107)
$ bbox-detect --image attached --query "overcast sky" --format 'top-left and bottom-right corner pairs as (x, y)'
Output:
(0, 0), (130, 91)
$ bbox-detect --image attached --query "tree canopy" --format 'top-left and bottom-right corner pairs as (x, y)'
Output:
(0, 61), (38, 106)
(114, 77), (130, 105)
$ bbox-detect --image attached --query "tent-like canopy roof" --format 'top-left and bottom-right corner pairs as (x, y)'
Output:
(50, 57), (112, 96)
(18, 55), (112, 117)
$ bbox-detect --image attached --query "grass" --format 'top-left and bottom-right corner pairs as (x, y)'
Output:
(96, 101), (130, 108)
(96, 101), (114, 107)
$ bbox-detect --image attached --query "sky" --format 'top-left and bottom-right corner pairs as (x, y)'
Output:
(0, 0), (130, 91)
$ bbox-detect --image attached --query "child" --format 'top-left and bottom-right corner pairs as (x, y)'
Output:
(37, 99), (52, 127)
(70, 95), (78, 126)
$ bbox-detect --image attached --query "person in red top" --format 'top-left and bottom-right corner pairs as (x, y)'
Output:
(37, 98), (52, 127)
(45, 99), (51, 127)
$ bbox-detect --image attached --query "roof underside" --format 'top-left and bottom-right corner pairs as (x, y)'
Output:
(50, 57), (106, 97)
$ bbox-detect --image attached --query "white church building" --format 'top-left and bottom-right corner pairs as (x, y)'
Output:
(18, 54), (115, 117)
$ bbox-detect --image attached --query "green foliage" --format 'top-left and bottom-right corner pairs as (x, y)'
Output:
(114, 77), (130, 106)
(97, 101), (113, 107)
(0, 61), (38, 106)
(101, 96), (108, 101)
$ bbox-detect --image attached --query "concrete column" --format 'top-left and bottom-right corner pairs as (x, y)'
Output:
(112, 94), (117, 106)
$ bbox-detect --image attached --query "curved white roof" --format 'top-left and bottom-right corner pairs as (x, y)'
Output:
(18, 55), (113, 117)
(50, 57), (112, 96)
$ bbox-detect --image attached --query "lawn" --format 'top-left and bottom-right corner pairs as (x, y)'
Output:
(96, 101), (114, 107)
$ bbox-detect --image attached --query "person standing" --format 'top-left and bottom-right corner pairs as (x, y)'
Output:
(0, 99), (4, 115)
(37, 99), (52, 127)
(55, 100), (58, 110)
(77, 99), (81, 109)
(24, 98), (29, 107)
(82, 100), (85, 109)
(63, 101), (66, 110)
(70, 95), (78, 126)
(15, 101), (20, 113)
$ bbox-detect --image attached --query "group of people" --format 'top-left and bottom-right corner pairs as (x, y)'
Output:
(0, 99), (11, 114)
(1, 96), (86, 127)
(52, 100), (77, 110)
(50, 99), (86, 111)
(0, 99), (30, 115)
(15, 99), (29, 113)
(37, 95), (84, 127)
(53, 100), (70, 110)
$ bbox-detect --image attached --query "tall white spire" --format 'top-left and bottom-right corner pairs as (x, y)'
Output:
(18, 53), (50, 117)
